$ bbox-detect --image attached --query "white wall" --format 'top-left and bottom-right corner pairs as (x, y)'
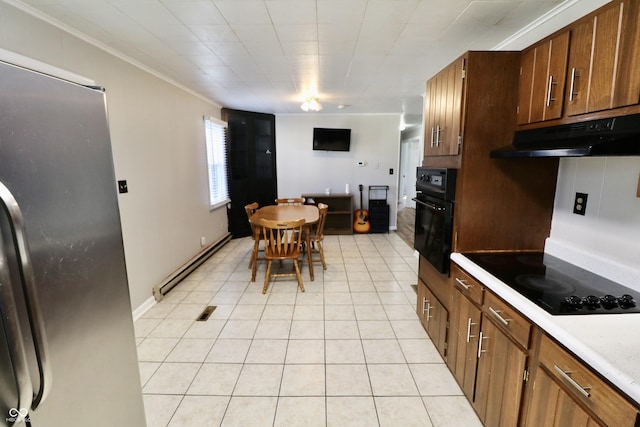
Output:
(549, 158), (640, 285)
(276, 114), (401, 229)
(0, 2), (228, 311)
(497, 0), (640, 286)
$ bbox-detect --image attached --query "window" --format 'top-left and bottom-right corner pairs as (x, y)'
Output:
(204, 116), (230, 209)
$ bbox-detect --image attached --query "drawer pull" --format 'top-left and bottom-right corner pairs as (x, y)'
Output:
(426, 303), (433, 322)
(477, 331), (488, 358)
(489, 306), (511, 327)
(466, 317), (477, 343)
(422, 297), (428, 314)
(553, 365), (591, 398)
(455, 277), (471, 291)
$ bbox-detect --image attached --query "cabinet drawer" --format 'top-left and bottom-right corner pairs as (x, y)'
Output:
(451, 264), (484, 306)
(538, 334), (640, 426)
(483, 291), (531, 348)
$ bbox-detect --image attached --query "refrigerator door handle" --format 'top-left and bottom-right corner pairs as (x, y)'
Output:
(0, 234), (35, 419)
(0, 182), (52, 409)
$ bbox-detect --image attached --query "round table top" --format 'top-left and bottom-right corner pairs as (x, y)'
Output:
(249, 204), (319, 224)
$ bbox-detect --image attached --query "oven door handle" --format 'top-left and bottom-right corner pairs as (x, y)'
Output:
(412, 197), (446, 212)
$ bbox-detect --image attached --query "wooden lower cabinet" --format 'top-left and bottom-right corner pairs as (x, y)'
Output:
(448, 288), (481, 399)
(417, 278), (448, 358)
(474, 316), (528, 426)
(523, 334), (640, 427)
(525, 366), (600, 426)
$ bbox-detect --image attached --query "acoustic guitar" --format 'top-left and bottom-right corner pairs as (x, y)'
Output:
(353, 184), (370, 233)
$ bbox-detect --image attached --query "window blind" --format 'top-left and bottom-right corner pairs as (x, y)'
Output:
(204, 116), (230, 209)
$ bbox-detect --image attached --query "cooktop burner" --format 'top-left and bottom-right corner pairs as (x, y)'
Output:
(464, 252), (640, 315)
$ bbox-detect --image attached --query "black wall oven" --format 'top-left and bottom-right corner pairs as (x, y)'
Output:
(413, 168), (456, 274)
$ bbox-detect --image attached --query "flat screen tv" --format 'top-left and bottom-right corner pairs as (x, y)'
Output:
(312, 127), (351, 151)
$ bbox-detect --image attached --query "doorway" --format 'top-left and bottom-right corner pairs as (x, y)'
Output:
(398, 136), (420, 209)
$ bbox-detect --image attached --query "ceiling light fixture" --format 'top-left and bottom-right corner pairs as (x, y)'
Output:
(301, 97), (322, 112)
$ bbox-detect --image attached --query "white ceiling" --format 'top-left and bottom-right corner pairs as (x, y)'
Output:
(17, 0), (568, 125)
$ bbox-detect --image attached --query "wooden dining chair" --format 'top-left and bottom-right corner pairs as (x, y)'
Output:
(259, 217), (305, 294)
(244, 202), (263, 279)
(275, 197), (305, 206)
(303, 203), (328, 270)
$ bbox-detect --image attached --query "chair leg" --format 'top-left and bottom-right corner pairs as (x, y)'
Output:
(262, 260), (272, 294)
(317, 241), (327, 270)
(251, 257), (257, 282)
(249, 238), (259, 269)
(293, 260), (305, 292)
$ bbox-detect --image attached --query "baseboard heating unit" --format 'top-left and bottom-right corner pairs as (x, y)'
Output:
(152, 232), (232, 302)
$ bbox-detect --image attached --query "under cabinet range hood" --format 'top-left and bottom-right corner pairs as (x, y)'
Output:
(491, 114), (640, 158)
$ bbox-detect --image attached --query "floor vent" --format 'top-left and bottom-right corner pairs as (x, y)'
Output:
(197, 306), (216, 321)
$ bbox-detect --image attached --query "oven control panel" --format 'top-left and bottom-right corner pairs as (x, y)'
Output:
(416, 167), (456, 201)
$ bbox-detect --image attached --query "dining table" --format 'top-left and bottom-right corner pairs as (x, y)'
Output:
(249, 204), (320, 280)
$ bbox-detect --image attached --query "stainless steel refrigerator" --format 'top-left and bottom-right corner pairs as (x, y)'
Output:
(0, 61), (146, 426)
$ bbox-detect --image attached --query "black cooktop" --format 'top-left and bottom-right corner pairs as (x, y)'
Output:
(464, 252), (640, 315)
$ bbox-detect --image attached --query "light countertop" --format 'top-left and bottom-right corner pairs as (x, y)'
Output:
(451, 252), (640, 405)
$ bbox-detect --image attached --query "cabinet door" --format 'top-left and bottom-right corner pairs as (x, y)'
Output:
(528, 32), (570, 123)
(424, 77), (441, 157)
(567, 2), (624, 115)
(517, 48), (536, 125)
(474, 317), (527, 426)
(424, 59), (464, 157)
(449, 289), (481, 399)
(417, 280), (448, 358)
(566, 0), (640, 115)
(565, 18), (594, 115)
(525, 367), (599, 427)
(439, 60), (464, 156)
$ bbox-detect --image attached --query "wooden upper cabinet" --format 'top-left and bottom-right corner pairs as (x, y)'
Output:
(424, 58), (464, 157)
(567, 1), (638, 115)
(519, 0), (640, 126)
(517, 31), (570, 124)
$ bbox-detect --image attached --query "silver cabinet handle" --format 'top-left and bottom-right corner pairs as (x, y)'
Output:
(0, 232), (34, 417)
(488, 306), (511, 327)
(425, 303), (433, 324)
(546, 75), (557, 107)
(568, 67), (580, 101)
(455, 277), (471, 291)
(0, 181), (52, 408)
(430, 127), (435, 147)
(553, 365), (591, 398)
(466, 317), (477, 343)
(422, 297), (428, 314)
(435, 125), (441, 147)
(477, 331), (488, 358)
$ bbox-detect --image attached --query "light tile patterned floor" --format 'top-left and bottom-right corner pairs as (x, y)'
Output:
(135, 234), (483, 427)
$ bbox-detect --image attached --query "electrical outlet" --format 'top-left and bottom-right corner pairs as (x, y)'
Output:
(573, 192), (588, 215)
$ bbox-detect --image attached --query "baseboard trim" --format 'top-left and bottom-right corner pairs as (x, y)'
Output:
(132, 296), (156, 321)
(152, 232), (232, 302)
